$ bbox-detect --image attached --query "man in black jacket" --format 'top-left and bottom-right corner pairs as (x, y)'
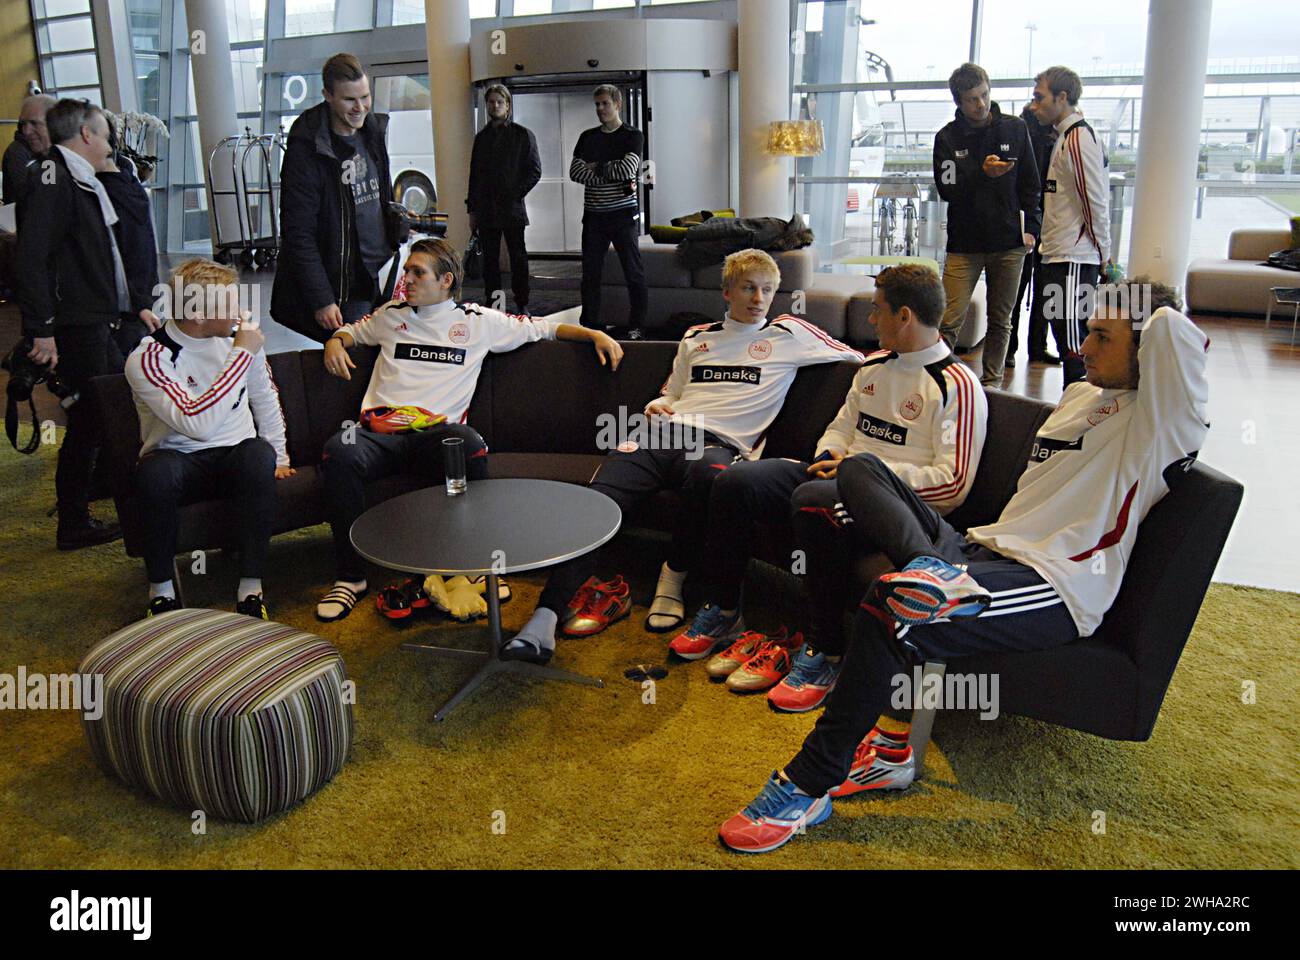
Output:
(1006, 104), (1060, 366)
(3, 94), (55, 210)
(15, 99), (127, 549)
(467, 84), (541, 313)
(270, 53), (403, 344)
(932, 63), (1041, 385)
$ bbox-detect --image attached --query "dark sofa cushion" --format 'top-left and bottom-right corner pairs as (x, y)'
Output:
(299, 347), (373, 465)
(267, 352), (313, 469)
(764, 361), (861, 461)
(943, 388), (1053, 532)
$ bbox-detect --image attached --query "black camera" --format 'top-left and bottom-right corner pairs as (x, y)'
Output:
(2, 338), (78, 406)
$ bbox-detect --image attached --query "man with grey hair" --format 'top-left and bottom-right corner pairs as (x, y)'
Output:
(466, 83), (541, 313)
(15, 98), (130, 549)
(3, 93), (57, 209)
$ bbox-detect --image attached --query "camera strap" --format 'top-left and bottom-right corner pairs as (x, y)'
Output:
(5, 394), (41, 455)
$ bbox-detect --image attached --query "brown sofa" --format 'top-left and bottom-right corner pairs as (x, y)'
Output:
(1185, 227), (1295, 316)
(91, 339), (1241, 743)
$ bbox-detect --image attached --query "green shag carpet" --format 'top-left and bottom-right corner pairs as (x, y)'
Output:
(1, 437), (1297, 869)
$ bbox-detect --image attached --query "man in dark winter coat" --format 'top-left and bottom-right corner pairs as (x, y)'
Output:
(932, 62), (1041, 385)
(1006, 103), (1060, 366)
(467, 84), (541, 313)
(15, 99), (127, 549)
(3, 94), (55, 211)
(270, 52), (404, 343)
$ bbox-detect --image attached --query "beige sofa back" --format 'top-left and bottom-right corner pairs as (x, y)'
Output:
(1228, 228), (1291, 262)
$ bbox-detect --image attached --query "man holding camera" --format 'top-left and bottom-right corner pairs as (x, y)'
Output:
(14, 99), (132, 550)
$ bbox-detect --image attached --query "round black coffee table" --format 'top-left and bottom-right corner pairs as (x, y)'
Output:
(351, 478), (622, 720)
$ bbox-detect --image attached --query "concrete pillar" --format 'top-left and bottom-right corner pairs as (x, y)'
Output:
(93, 0), (140, 115)
(1126, 0), (1212, 289)
(738, 0), (791, 218)
(184, 0), (243, 255)
(424, 0), (474, 250)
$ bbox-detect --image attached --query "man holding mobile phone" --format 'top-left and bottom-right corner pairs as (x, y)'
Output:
(932, 62), (1041, 385)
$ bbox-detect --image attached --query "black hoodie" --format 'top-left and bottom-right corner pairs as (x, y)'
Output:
(98, 159), (159, 319)
(270, 102), (403, 342)
(932, 102), (1042, 254)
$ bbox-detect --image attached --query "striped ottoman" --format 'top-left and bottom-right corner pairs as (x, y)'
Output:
(80, 609), (353, 823)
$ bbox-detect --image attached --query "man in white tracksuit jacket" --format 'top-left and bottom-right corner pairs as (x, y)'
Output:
(1031, 65), (1111, 388)
(719, 278), (1211, 854)
(125, 258), (293, 621)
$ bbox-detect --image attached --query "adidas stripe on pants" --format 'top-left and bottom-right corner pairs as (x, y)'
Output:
(1036, 260), (1100, 387)
(784, 551), (1078, 798)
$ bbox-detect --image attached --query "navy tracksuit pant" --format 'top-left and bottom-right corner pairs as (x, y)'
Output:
(782, 452), (1081, 797)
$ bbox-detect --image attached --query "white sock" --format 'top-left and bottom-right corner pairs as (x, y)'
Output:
(505, 607), (558, 653)
(149, 581), (175, 600)
(237, 578), (262, 599)
(646, 564), (687, 630)
(316, 578), (367, 618)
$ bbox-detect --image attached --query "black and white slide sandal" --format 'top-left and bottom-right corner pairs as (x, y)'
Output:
(316, 584), (369, 622)
(471, 575), (512, 604)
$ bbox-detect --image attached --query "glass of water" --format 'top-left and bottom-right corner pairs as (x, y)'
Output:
(443, 437), (467, 496)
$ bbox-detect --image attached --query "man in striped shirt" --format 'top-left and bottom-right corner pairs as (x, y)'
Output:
(570, 84), (648, 340)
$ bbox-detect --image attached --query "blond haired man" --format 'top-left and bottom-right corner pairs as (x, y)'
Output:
(503, 250), (864, 664)
(124, 259), (292, 620)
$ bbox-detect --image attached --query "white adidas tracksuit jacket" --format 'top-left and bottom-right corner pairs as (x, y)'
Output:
(816, 342), (988, 515)
(966, 308), (1211, 637)
(1040, 109), (1111, 265)
(656, 314), (864, 459)
(343, 298), (561, 422)
(125, 320), (289, 466)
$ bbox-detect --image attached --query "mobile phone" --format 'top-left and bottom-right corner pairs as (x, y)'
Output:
(1002, 156), (1018, 165)
(812, 450), (836, 464)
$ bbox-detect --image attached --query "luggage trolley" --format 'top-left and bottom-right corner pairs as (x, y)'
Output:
(206, 129), (286, 269)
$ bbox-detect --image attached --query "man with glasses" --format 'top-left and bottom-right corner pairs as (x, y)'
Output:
(16, 99), (131, 549)
(3, 94), (56, 213)
(1030, 65), (1111, 387)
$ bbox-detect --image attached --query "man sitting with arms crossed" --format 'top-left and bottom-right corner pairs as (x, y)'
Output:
(125, 258), (293, 620)
(718, 278), (1209, 853)
(674, 266), (987, 711)
(502, 249), (863, 666)
(315, 237), (622, 622)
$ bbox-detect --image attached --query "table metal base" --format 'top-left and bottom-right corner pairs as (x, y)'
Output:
(400, 572), (604, 721)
